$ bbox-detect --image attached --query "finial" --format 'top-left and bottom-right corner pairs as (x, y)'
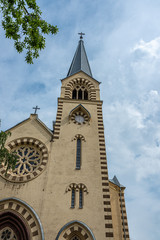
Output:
(78, 32), (85, 40)
(33, 105), (40, 114)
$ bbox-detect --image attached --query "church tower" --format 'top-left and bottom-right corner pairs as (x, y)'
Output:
(0, 36), (130, 240)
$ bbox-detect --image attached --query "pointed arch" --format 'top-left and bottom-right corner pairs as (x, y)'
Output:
(55, 220), (96, 240)
(69, 104), (91, 124)
(0, 211), (30, 240)
(0, 197), (44, 240)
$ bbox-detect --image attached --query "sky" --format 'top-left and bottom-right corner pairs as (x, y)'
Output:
(0, 0), (160, 239)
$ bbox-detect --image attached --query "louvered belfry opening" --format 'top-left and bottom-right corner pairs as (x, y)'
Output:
(72, 89), (77, 99)
(78, 89), (82, 99)
(84, 89), (88, 100)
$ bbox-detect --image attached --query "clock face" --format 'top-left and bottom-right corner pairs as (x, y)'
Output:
(75, 115), (84, 123)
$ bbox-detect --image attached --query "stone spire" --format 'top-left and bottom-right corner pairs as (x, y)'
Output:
(67, 36), (92, 77)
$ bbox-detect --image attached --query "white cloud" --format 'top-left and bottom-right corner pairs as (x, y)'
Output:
(132, 37), (160, 58)
(1, 0), (160, 239)
(104, 90), (160, 182)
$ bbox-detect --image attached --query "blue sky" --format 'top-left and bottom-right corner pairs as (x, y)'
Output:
(0, 0), (160, 239)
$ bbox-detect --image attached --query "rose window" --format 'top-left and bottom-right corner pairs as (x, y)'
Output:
(13, 145), (41, 175)
(0, 227), (17, 240)
(0, 137), (48, 183)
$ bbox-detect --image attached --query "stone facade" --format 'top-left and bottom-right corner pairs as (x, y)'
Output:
(0, 41), (130, 240)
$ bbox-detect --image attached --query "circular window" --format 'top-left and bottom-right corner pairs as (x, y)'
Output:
(0, 138), (48, 183)
(12, 144), (42, 175)
(0, 227), (17, 240)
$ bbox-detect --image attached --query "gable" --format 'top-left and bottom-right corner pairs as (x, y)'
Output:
(5, 114), (53, 145)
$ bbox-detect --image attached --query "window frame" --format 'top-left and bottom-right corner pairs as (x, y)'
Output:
(76, 138), (81, 170)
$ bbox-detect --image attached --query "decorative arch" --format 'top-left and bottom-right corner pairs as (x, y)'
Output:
(69, 104), (91, 124)
(0, 137), (48, 183)
(0, 211), (30, 240)
(65, 78), (96, 100)
(65, 183), (88, 193)
(55, 220), (96, 240)
(66, 183), (78, 193)
(0, 197), (44, 240)
(71, 134), (86, 170)
(72, 134), (86, 142)
(66, 184), (88, 209)
(77, 183), (88, 193)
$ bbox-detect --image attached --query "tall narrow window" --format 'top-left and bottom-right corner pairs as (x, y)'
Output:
(72, 89), (77, 99)
(78, 89), (82, 99)
(84, 89), (88, 100)
(76, 139), (81, 169)
(71, 188), (75, 208)
(79, 188), (83, 209)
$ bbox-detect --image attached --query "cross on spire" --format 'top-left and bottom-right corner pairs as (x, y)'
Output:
(78, 32), (85, 40)
(33, 106), (40, 114)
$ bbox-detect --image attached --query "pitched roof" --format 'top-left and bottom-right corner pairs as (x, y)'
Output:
(6, 114), (53, 136)
(110, 175), (125, 188)
(67, 39), (92, 77)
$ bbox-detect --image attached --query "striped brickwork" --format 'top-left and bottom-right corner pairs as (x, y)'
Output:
(64, 78), (96, 100)
(66, 183), (88, 193)
(97, 103), (114, 239)
(53, 99), (63, 140)
(0, 137), (48, 183)
(72, 134), (86, 142)
(119, 191), (130, 239)
(58, 223), (93, 240)
(0, 199), (42, 240)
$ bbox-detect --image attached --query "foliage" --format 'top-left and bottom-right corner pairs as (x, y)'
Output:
(0, 0), (58, 63)
(0, 131), (18, 173)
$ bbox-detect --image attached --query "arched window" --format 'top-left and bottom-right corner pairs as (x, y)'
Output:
(0, 227), (17, 240)
(0, 211), (30, 240)
(72, 89), (77, 99)
(78, 89), (82, 99)
(66, 183), (88, 210)
(56, 220), (96, 240)
(79, 188), (83, 209)
(84, 89), (88, 100)
(76, 138), (81, 169)
(71, 85), (89, 100)
(71, 188), (75, 208)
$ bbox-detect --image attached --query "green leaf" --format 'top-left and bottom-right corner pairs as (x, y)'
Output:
(0, 131), (19, 173)
(0, 0), (58, 64)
